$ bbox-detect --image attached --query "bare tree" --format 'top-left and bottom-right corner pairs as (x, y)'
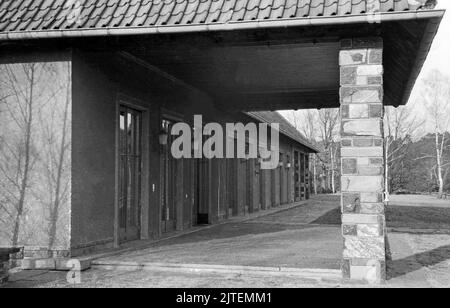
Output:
(317, 109), (340, 193)
(42, 63), (72, 249)
(383, 105), (424, 196)
(0, 64), (38, 246)
(289, 110), (320, 195)
(420, 69), (450, 198)
(302, 110), (319, 195)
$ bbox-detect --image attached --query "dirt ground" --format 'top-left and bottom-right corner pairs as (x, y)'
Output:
(3, 194), (450, 288)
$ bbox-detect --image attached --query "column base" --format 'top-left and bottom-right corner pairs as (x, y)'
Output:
(343, 258), (386, 284)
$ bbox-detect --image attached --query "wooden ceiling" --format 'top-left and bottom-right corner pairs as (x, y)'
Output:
(117, 17), (439, 111)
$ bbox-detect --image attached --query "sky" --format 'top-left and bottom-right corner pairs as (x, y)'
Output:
(416, 1), (450, 77)
(408, 1), (450, 135)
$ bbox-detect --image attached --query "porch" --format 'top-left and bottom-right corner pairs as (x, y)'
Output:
(92, 195), (342, 270)
(0, 0), (445, 284)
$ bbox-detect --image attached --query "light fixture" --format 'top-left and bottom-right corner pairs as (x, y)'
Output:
(159, 130), (168, 145)
(286, 162), (292, 169)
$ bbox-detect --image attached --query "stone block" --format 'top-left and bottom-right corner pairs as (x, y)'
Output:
(357, 224), (383, 237)
(341, 120), (382, 137)
(357, 65), (383, 76)
(0, 274), (8, 285)
(340, 66), (357, 85)
(341, 146), (383, 157)
(356, 76), (368, 85)
(342, 193), (360, 213)
(374, 139), (383, 146)
(55, 259), (91, 271)
(340, 50), (367, 66)
(368, 49), (383, 64)
(360, 203), (385, 214)
(340, 39), (353, 49)
(24, 249), (52, 259)
(352, 138), (375, 147)
(349, 104), (369, 118)
(342, 175), (383, 192)
(360, 193), (383, 203)
(342, 259), (351, 279)
(368, 76), (383, 85)
(369, 104), (383, 118)
(341, 105), (349, 118)
(340, 86), (383, 104)
(349, 259), (386, 283)
(343, 225), (358, 236)
(349, 265), (382, 283)
(370, 158), (383, 165)
(343, 236), (385, 259)
(342, 139), (352, 147)
(357, 157), (370, 165)
(21, 258), (56, 270)
(342, 158), (357, 175)
(342, 214), (380, 224)
(357, 166), (383, 176)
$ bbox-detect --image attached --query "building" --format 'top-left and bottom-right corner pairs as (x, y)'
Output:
(0, 0), (444, 282)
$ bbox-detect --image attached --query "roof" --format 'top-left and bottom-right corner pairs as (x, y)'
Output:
(0, 0), (439, 37)
(245, 111), (320, 153)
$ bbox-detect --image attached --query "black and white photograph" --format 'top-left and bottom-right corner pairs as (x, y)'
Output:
(0, 0), (449, 291)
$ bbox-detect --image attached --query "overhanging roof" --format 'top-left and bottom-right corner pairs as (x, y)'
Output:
(0, 1), (445, 109)
(0, 0), (442, 39)
(246, 111), (320, 153)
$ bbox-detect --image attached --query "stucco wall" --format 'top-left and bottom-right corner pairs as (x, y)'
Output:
(0, 59), (72, 253)
(71, 54), (118, 253)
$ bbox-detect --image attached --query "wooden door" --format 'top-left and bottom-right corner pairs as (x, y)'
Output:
(118, 106), (142, 242)
(196, 158), (210, 224)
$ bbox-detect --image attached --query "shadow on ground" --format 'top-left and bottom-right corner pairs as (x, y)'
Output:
(387, 244), (450, 280)
(310, 207), (341, 225)
(386, 206), (450, 230)
(307, 203), (450, 231)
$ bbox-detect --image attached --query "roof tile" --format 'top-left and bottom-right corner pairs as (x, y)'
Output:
(0, 0), (435, 33)
(246, 111), (319, 152)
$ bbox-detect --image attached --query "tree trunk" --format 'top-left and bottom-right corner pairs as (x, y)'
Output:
(313, 155), (317, 195)
(436, 132), (444, 199)
(384, 138), (390, 202)
(12, 65), (35, 246)
(331, 147), (336, 194)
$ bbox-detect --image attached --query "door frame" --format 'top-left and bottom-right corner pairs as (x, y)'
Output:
(114, 94), (149, 247)
(159, 110), (185, 233)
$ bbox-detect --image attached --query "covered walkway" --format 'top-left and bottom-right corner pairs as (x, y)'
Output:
(93, 195), (342, 270)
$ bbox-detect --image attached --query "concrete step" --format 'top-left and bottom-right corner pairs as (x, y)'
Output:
(92, 260), (342, 281)
(17, 258), (91, 271)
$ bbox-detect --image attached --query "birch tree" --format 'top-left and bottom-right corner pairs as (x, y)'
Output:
(290, 110), (320, 194)
(384, 105), (424, 195)
(420, 70), (450, 198)
(317, 109), (340, 193)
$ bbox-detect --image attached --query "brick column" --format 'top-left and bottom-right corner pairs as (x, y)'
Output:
(339, 37), (386, 283)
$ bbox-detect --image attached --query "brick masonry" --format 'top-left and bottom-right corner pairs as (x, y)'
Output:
(340, 37), (386, 284)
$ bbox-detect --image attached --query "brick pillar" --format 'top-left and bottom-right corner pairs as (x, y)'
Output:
(339, 37), (386, 283)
